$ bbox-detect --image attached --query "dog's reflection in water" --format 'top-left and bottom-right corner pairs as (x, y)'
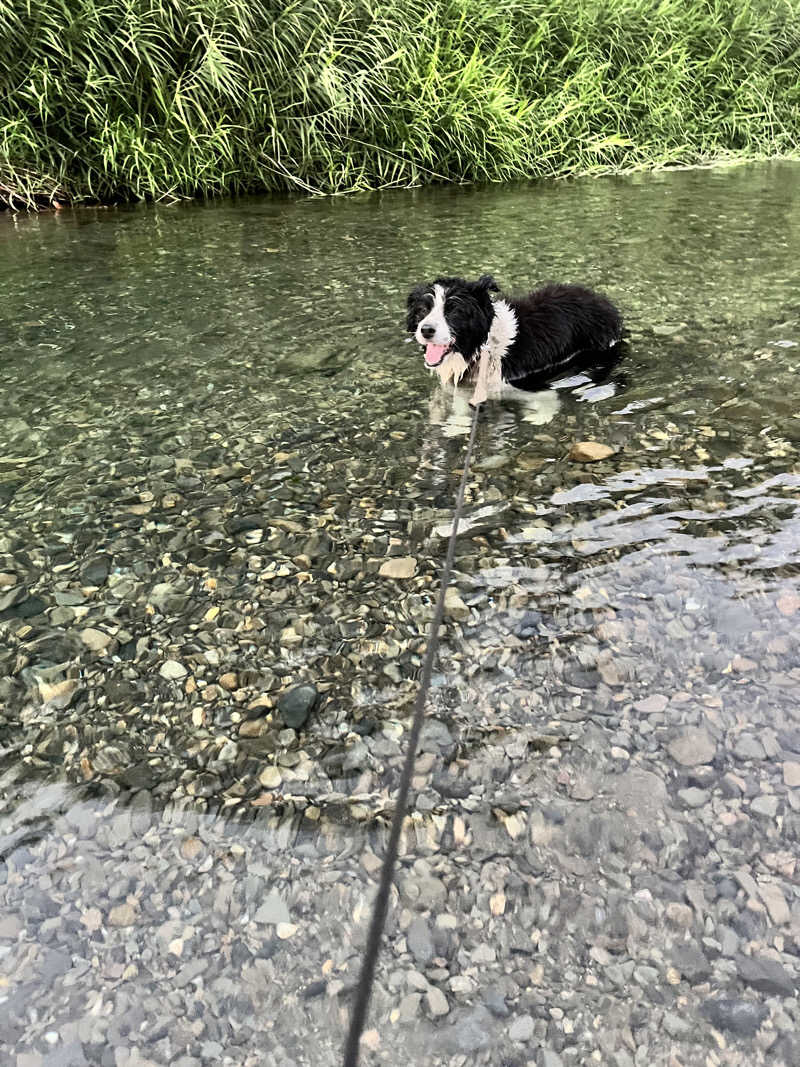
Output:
(427, 381), (562, 437)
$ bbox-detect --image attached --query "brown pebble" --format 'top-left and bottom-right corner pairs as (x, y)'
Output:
(777, 593), (800, 617)
(378, 557), (417, 579)
(568, 441), (616, 462)
(238, 719), (265, 738)
(180, 836), (204, 861)
(108, 902), (137, 927)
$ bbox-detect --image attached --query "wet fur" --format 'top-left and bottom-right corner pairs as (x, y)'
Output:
(407, 275), (623, 385)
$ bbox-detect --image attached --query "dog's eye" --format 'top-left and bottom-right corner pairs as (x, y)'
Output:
(407, 301), (429, 328)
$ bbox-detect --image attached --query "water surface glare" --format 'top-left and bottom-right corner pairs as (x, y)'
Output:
(1, 163), (800, 1066)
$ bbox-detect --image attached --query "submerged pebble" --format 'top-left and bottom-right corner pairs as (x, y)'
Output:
(568, 440), (616, 462)
(277, 684), (318, 729)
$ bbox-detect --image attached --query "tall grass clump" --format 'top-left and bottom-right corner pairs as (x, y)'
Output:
(2, 0), (799, 206)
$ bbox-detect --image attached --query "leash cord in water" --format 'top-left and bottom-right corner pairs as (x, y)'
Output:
(342, 402), (481, 1067)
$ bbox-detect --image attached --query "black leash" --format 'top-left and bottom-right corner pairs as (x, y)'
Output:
(343, 402), (481, 1067)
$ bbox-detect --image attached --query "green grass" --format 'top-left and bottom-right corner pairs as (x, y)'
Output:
(1, 0), (799, 207)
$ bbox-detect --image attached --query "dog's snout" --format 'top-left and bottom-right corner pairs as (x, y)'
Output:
(420, 324), (436, 340)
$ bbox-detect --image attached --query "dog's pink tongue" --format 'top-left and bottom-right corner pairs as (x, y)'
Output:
(424, 343), (449, 366)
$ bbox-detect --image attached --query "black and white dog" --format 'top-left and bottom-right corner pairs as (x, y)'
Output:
(406, 275), (623, 393)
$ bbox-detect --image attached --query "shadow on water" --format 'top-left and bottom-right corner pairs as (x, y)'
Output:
(1, 162), (800, 1065)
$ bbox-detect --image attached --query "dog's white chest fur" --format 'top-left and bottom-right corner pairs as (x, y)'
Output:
(434, 299), (518, 404)
(485, 299), (518, 358)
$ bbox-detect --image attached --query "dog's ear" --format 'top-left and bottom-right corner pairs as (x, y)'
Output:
(475, 274), (500, 293)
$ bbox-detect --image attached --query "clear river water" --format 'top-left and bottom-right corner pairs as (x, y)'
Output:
(1, 162), (799, 1066)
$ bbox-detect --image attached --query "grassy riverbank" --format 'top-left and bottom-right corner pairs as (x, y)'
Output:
(2, 0), (799, 207)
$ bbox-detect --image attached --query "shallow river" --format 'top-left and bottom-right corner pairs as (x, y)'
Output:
(1, 162), (799, 1066)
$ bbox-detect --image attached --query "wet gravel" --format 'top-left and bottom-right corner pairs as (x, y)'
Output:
(1, 163), (800, 1065)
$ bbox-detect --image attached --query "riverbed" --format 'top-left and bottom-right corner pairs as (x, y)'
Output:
(1, 162), (799, 1066)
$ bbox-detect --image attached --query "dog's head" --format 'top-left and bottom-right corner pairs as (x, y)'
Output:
(406, 275), (499, 367)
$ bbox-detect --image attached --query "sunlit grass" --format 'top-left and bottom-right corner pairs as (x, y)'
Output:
(2, 0), (799, 207)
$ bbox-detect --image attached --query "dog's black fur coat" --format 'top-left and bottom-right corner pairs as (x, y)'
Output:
(407, 275), (623, 385)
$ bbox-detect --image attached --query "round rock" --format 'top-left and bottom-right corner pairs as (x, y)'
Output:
(701, 997), (768, 1036)
(568, 441), (615, 463)
(407, 917), (434, 965)
(509, 1014), (535, 1042)
(678, 787), (709, 809)
(80, 555), (111, 586)
(159, 659), (187, 680)
(667, 726), (716, 766)
(277, 684), (318, 729)
(378, 556), (417, 579)
(79, 627), (113, 652)
(425, 987), (449, 1017)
